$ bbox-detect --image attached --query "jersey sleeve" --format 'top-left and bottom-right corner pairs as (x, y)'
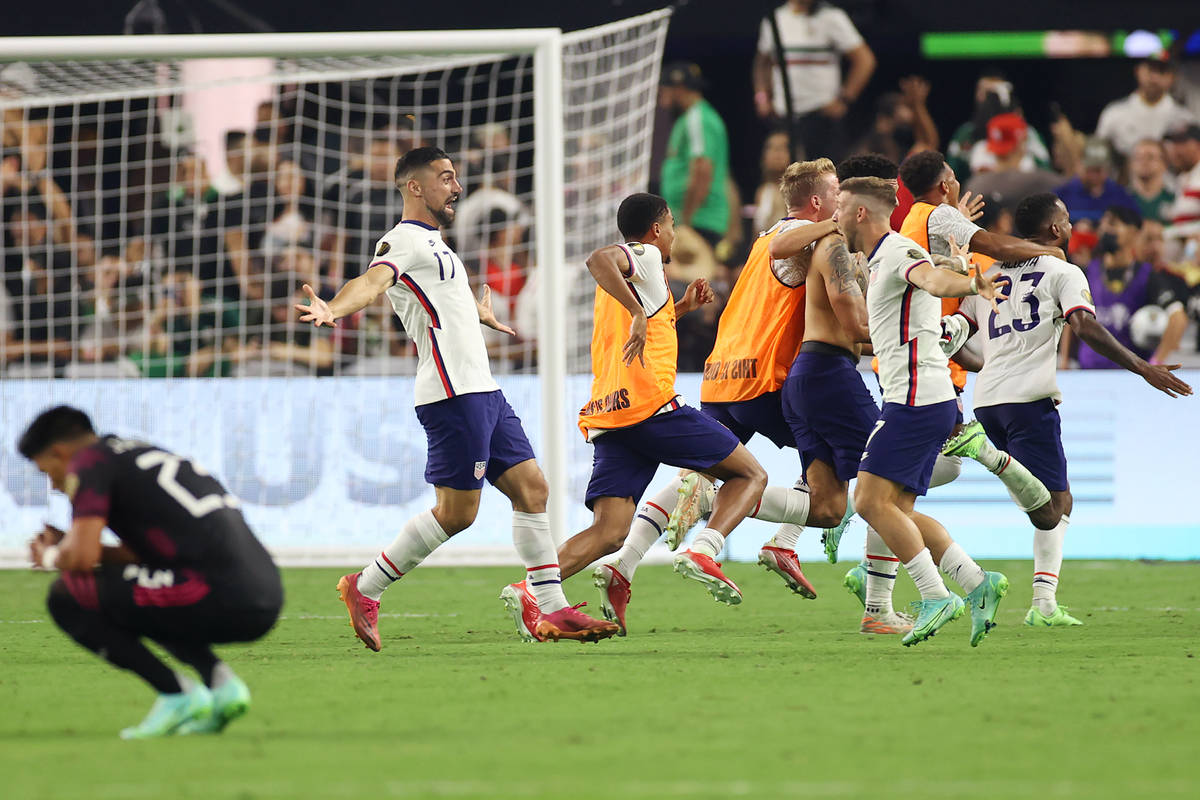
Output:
(68, 446), (115, 521)
(367, 230), (416, 284)
(928, 204), (983, 251)
(899, 245), (933, 285)
(685, 106), (708, 159)
(620, 242), (662, 284)
(956, 294), (983, 332)
(1054, 263), (1095, 320)
(756, 16), (773, 55)
(827, 8), (865, 52)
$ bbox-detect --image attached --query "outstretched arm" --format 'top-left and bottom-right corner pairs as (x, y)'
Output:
(1067, 310), (1193, 397)
(586, 245), (648, 366)
(908, 261), (1004, 308)
(769, 218), (839, 260)
(820, 235), (871, 342)
(296, 263), (395, 327)
(968, 229), (1063, 263)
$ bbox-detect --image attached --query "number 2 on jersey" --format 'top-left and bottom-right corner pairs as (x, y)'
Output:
(135, 450), (239, 518)
(988, 271), (1043, 339)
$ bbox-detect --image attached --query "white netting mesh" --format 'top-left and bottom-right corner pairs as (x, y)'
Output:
(0, 11), (671, 564)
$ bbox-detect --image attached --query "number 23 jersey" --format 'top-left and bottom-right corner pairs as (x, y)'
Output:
(958, 255), (1095, 408)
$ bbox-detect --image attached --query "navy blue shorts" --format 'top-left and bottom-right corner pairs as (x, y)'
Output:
(585, 405), (741, 509)
(975, 399), (1069, 492)
(783, 350), (880, 482)
(858, 399), (958, 496)
(700, 391), (795, 449)
(415, 390), (536, 490)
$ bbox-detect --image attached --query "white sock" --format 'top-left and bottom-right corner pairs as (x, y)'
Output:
(1033, 514), (1068, 615)
(930, 454), (961, 488)
(690, 527), (726, 558)
(938, 542), (986, 594)
(974, 439), (1052, 512)
(209, 661), (235, 690)
(863, 526), (899, 615)
(512, 511), (568, 613)
(904, 548), (950, 600)
(752, 484), (811, 526)
(765, 478), (810, 549)
(358, 510), (449, 600)
(614, 478), (679, 579)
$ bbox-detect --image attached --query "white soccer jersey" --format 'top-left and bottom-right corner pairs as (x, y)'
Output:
(866, 232), (956, 406)
(926, 203), (983, 259)
(371, 220), (499, 406)
(958, 255), (1095, 408)
(616, 240), (672, 314)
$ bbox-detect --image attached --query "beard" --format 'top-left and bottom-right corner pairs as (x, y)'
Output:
(428, 198), (456, 228)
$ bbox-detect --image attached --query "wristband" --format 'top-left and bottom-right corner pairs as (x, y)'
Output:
(956, 255), (969, 274)
(41, 544), (59, 570)
(968, 276), (979, 295)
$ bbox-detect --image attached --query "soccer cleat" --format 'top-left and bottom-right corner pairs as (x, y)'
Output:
(673, 550), (742, 605)
(664, 472), (715, 550)
(500, 581), (543, 642)
(821, 503), (856, 564)
(965, 570), (1009, 647)
(592, 564), (632, 636)
(337, 572), (382, 651)
(860, 610), (915, 635)
(119, 684), (212, 739)
(1024, 604), (1083, 627)
(535, 603), (620, 643)
(758, 545), (817, 599)
(843, 563), (867, 607)
(940, 419), (987, 460)
(177, 675), (251, 735)
(901, 593), (966, 647)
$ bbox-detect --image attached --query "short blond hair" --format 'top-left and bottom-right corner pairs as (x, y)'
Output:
(779, 158), (836, 208)
(839, 176), (898, 217)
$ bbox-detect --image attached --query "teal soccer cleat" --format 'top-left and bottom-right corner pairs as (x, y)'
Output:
(940, 420), (987, 460)
(1024, 605), (1083, 627)
(965, 571), (1009, 646)
(901, 593), (966, 647)
(843, 563), (867, 607)
(119, 683), (212, 739)
(178, 675), (251, 734)
(821, 498), (856, 564)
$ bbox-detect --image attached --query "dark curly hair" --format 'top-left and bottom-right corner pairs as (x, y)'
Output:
(898, 150), (949, 198)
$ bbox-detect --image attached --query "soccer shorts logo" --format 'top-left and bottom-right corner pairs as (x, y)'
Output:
(473, 461), (487, 480)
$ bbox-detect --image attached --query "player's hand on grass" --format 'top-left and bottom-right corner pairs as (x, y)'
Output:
(679, 278), (714, 314)
(623, 311), (648, 367)
(477, 286), (515, 336)
(1137, 362), (1193, 398)
(972, 269), (1005, 313)
(296, 284), (336, 327)
(957, 191), (985, 222)
(28, 524), (63, 570)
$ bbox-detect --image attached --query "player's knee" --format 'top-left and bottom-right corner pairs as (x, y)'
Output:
(1028, 504), (1060, 531)
(808, 498), (844, 530)
(741, 460), (768, 493)
(853, 485), (881, 523)
(434, 507), (477, 536)
(512, 473), (549, 514)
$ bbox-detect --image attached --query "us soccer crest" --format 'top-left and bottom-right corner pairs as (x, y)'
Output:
(473, 461), (487, 480)
(907, 248), (924, 260)
(376, 241), (390, 257)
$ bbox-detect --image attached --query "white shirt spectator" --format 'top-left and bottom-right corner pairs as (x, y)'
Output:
(1168, 158), (1200, 249)
(1096, 93), (1192, 158)
(757, 3), (864, 116)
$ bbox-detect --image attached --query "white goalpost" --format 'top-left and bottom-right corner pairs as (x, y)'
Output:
(0, 10), (671, 565)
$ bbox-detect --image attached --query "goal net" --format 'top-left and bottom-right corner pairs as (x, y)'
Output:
(0, 11), (671, 565)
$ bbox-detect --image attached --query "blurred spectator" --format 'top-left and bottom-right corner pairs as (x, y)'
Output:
(262, 159), (316, 259)
(965, 113), (1063, 213)
(1126, 138), (1176, 225)
(215, 130), (250, 196)
(1055, 138), (1138, 225)
(975, 195), (1014, 237)
(946, 72), (1053, 183)
(229, 273), (334, 375)
(854, 76), (938, 164)
(326, 122), (408, 282)
(1064, 206), (1187, 368)
(1163, 121), (1200, 261)
(463, 123), (516, 194)
(752, 129), (791, 233)
(659, 62), (733, 251)
(1096, 58), (1193, 160)
(480, 208), (528, 321)
(753, 0), (875, 162)
(76, 247), (149, 364)
(131, 269), (239, 378)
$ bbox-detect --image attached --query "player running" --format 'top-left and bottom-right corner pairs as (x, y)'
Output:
(942, 193), (1192, 626)
(298, 146), (616, 648)
(503, 193), (771, 638)
(20, 406), (282, 738)
(839, 176), (1009, 647)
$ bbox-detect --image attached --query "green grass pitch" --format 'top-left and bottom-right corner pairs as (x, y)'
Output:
(2, 560), (1198, 799)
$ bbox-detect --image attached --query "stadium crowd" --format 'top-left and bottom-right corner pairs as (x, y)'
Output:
(3, 2), (1200, 379)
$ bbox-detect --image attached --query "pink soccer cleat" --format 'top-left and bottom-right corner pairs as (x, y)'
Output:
(672, 550), (742, 605)
(535, 603), (620, 643)
(336, 572), (381, 651)
(592, 563), (632, 636)
(758, 545), (817, 599)
(499, 580), (544, 642)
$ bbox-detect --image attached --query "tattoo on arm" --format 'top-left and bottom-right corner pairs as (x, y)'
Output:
(826, 237), (863, 296)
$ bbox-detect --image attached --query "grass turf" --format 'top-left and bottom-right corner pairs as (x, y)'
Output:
(1, 560), (1198, 799)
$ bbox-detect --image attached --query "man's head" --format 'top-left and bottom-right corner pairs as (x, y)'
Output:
(617, 193), (674, 260)
(18, 405), (98, 492)
(659, 62), (705, 114)
(761, 129), (792, 179)
(986, 112), (1028, 165)
(1130, 138), (1168, 183)
(836, 153), (899, 182)
(1164, 122), (1200, 172)
(1135, 57), (1175, 104)
(898, 150), (959, 206)
(1080, 137), (1113, 193)
(779, 158), (839, 221)
(837, 177), (898, 253)
(395, 146), (461, 228)
(1138, 219), (1167, 267)
(225, 130), (248, 178)
(1014, 192), (1072, 250)
(6, 200), (48, 247)
(1097, 205), (1143, 257)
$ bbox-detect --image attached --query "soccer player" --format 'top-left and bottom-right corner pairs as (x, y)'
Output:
(298, 146), (616, 648)
(591, 162), (846, 634)
(505, 193), (770, 637)
(20, 406), (282, 738)
(838, 177), (1008, 647)
(943, 193), (1192, 626)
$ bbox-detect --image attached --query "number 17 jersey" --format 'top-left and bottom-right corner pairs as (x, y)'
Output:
(958, 255), (1094, 408)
